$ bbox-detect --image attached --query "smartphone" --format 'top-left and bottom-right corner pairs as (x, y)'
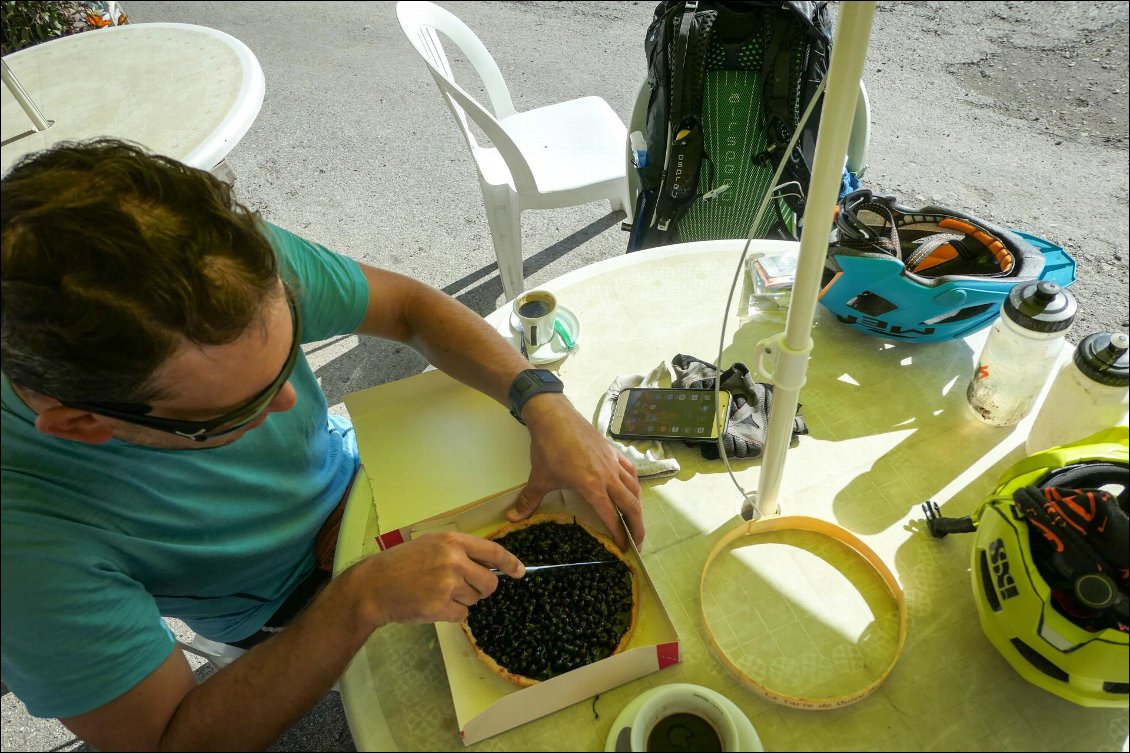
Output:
(609, 388), (731, 441)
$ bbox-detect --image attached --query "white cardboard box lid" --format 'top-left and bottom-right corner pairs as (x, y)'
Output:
(344, 370), (680, 745)
(343, 369), (532, 537)
(408, 487), (680, 746)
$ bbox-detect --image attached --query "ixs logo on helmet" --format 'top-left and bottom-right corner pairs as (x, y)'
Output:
(834, 314), (937, 338)
(988, 538), (1020, 601)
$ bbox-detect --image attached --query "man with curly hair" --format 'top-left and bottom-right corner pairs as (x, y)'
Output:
(0, 139), (643, 750)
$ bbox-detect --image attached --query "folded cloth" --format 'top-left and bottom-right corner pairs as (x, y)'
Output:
(671, 353), (809, 460)
(596, 362), (681, 479)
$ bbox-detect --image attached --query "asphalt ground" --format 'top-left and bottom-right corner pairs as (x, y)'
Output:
(2, 1), (1127, 751)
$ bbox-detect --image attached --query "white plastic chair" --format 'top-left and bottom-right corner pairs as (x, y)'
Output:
(176, 632), (342, 691)
(396, 1), (632, 301)
(846, 80), (871, 178)
(177, 633), (246, 670)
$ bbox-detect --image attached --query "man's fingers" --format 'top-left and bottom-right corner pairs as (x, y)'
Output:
(602, 509), (629, 551)
(619, 464), (641, 497)
(579, 491), (629, 551)
(462, 536), (525, 579)
(610, 454), (644, 548)
(617, 453), (641, 495)
(607, 457), (644, 549)
(507, 482), (547, 523)
(463, 568), (499, 599)
(452, 581), (484, 608)
(611, 482), (645, 549)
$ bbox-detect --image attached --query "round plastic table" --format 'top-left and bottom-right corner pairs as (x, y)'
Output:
(332, 241), (1128, 751)
(1, 22), (264, 175)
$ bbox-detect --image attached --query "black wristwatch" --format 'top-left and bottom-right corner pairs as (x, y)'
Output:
(508, 369), (564, 424)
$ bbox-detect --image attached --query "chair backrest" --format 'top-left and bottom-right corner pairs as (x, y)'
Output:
(395, 1), (537, 191)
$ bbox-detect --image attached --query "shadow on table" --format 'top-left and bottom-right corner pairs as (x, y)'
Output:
(724, 314), (1023, 535)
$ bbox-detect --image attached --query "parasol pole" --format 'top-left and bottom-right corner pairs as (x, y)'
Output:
(749, 1), (876, 518)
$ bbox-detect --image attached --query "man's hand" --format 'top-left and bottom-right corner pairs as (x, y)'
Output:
(510, 394), (643, 550)
(351, 267), (643, 549)
(358, 531), (525, 627)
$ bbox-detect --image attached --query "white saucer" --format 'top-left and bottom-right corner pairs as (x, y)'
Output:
(603, 683), (762, 752)
(509, 304), (581, 366)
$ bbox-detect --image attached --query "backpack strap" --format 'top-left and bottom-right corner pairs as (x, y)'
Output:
(833, 189), (900, 253)
(669, 1), (698, 123)
(760, 19), (791, 126)
(750, 13), (810, 238)
(650, 2), (710, 234)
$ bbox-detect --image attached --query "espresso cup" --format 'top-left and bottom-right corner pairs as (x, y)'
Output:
(630, 684), (739, 752)
(513, 289), (558, 350)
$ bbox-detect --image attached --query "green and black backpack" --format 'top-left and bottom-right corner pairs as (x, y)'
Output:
(627, 1), (832, 251)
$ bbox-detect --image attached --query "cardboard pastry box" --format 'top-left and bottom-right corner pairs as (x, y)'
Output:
(344, 370), (680, 744)
(378, 486), (680, 745)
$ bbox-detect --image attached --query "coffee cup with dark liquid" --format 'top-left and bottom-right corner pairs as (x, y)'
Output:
(513, 289), (558, 351)
(630, 685), (739, 752)
(645, 713), (722, 752)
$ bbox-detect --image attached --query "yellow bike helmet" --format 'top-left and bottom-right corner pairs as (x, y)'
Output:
(925, 427), (1128, 708)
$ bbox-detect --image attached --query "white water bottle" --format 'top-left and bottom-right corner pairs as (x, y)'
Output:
(1026, 332), (1130, 453)
(966, 281), (1077, 426)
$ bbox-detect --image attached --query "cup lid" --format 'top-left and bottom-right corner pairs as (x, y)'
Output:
(1074, 332), (1130, 387)
(1002, 281), (1077, 333)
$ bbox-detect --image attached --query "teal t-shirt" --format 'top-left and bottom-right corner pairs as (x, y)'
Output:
(1, 223), (370, 719)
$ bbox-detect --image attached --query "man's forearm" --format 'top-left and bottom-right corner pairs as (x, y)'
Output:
(400, 282), (532, 405)
(155, 528), (525, 749)
(356, 265), (529, 406)
(158, 566), (375, 751)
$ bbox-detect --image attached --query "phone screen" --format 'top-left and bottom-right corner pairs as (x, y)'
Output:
(611, 388), (729, 440)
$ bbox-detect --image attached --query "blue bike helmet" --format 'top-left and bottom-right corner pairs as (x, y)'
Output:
(818, 190), (1075, 343)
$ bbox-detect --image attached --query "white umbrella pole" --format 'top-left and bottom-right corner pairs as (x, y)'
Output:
(752, 2), (876, 518)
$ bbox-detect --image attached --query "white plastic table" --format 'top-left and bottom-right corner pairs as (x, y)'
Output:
(332, 241), (1127, 752)
(1, 23), (264, 175)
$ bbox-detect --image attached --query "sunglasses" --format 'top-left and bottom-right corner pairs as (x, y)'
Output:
(62, 288), (302, 443)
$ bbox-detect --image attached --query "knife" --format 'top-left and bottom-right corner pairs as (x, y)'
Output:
(489, 560), (615, 575)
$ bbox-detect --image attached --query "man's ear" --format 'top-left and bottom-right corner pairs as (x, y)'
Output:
(35, 405), (116, 444)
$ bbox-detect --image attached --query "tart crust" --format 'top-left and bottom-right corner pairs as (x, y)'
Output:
(462, 513), (639, 686)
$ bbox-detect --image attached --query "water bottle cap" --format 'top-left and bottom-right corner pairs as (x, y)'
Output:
(1074, 332), (1130, 387)
(1002, 280), (1077, 333)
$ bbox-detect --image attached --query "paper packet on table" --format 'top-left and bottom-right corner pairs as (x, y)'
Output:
(744, 250), (797, 319)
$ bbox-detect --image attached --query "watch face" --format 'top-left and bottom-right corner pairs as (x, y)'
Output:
(531, 369), (560, 386)
(519, 369), (559, 391)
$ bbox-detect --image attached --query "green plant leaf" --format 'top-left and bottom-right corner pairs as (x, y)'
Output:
(1, 0), (87, 54)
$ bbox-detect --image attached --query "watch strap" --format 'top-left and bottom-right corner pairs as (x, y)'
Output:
(508, 369), (564, 424)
